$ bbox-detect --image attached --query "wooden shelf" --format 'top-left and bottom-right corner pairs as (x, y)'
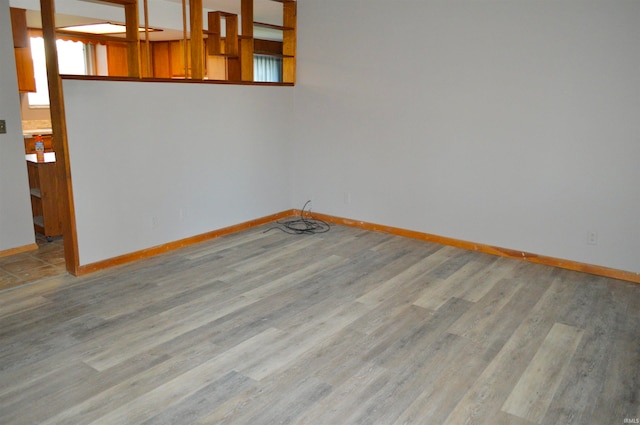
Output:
(254, 51), (293, 58)
(203, 0), (296, 83)
(26, 160), (62, 238)
(33, 216), (45, 228)
(253, 21), (294, 31)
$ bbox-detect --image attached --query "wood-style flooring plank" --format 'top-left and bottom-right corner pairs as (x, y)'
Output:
(441, 273), (581, 425)
(501, 322), (584, 423)
(0, 223), (637, 425)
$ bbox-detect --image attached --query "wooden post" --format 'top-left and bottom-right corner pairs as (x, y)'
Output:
(189, 0), (204, 79)
(143, 0), (152, 77)
(182, 0), (188, 77)
(39, 0), (80, 275)
(124, 1), (141, 78)
(282, 0), (296, 84)
(240, 0), (253, 81)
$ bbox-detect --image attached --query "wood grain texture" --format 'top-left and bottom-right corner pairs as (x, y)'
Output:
(0, 223), (638, 425)
(501, 322), (584, 423)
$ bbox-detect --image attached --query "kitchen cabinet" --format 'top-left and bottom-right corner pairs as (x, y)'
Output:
(106, 41), (151, 77)
(10, 7), (29, 48)
(10, 8), (36, 93)
(26, 154), (63, 240)
(151, 40), (192, 78)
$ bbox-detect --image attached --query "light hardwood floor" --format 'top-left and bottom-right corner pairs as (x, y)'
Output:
(0, 223), (638, 425)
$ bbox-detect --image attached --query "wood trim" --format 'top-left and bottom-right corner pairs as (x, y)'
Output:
(0, 243), (38, 259)
(40, 0), (80, 276)
(76, 210), (296, 275)
(305, 211), (640, 284)
(60, 74), (294, 86)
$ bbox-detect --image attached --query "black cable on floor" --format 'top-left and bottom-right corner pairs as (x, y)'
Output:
(264, 201), (330, 235)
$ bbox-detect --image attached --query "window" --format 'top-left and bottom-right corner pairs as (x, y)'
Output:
(254, 55), (282, 83)
(27, 37), (90, 107)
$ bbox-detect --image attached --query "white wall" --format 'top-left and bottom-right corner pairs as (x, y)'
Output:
(0, 0), (37, 253)
(292, 1), (640, 274)
(63, 79), (293, 265)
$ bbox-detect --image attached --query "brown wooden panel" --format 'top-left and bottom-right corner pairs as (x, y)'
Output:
(169, 40), (192, 78)
(152, 41), (171, 78)
(11, 8), (35, 91)
(106, 43), (129, 77)
(170, 40), (184, 77)
(206, 55), (227, 80)
(10, 8), (29, 48)
(254, 39), (283, 56)
(14, 47), (36, 92)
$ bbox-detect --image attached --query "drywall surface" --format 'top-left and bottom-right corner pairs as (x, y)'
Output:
(63, 79), (293, 266)
(0, 0), (37, 253)
(292, 1), (640, 273)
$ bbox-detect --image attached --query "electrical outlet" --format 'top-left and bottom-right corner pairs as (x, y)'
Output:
(587, 231), (598, 246)
(0, 120), (6, 134)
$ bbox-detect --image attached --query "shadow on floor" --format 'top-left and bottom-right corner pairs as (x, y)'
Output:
(0, 234), (66, 292)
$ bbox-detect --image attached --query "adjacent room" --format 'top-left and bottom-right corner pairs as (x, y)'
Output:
(0, 0), (638, 424)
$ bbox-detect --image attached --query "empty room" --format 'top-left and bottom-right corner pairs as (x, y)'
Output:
(0, 0), (639, 424)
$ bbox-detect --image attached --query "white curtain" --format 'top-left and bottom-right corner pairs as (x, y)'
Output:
(254, 55), (282, 83)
